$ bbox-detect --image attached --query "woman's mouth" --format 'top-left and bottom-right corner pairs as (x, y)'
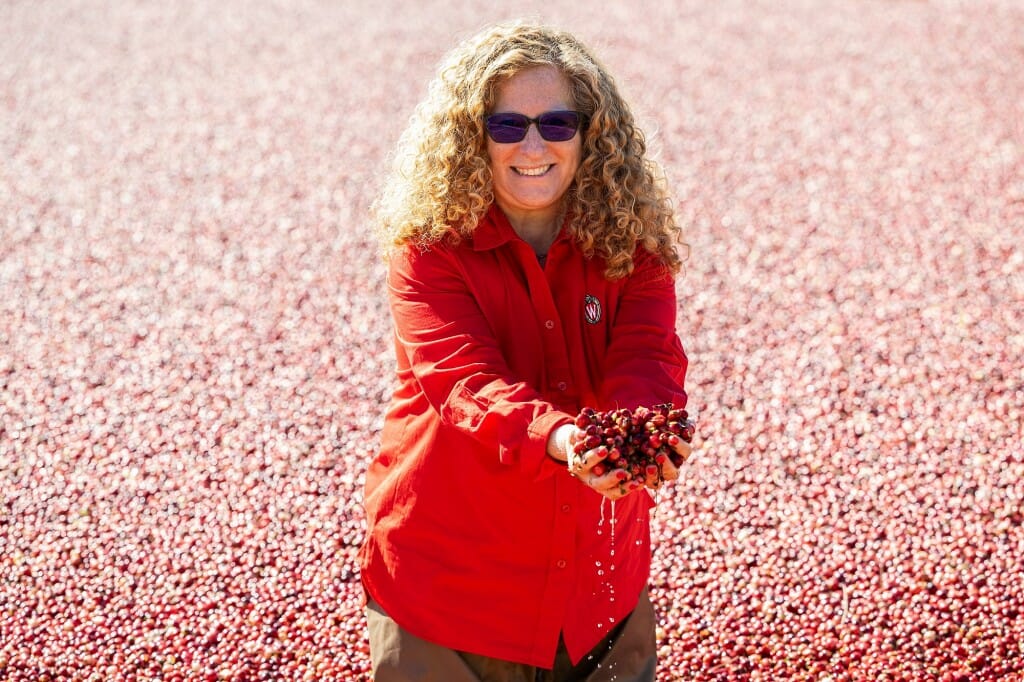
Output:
(513, 164), (552, 176)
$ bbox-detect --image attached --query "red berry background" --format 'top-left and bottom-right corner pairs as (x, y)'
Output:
(2, 2), (1022, 680)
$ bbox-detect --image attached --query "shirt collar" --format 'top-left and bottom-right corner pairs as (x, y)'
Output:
(471, 204), (574, 252)
(470, 204), (518, 251)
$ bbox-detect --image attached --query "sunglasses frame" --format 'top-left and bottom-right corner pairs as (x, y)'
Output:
(484, 110), (587, 144)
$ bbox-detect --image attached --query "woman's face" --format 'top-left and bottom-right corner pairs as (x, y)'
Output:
(487, 65), (583, 224)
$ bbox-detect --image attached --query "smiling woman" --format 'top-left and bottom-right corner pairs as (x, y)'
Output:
(362, 20), (692, 682)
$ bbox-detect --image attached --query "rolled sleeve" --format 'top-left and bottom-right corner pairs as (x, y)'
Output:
(388, 246), (565, 474)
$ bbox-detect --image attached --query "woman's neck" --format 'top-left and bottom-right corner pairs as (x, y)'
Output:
(503, 205), (566, 256)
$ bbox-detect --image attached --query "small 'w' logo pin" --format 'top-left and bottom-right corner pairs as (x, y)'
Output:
(583, 294), (602, 324)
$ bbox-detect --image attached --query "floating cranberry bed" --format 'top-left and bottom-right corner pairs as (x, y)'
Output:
(2, 2), (1023, 680)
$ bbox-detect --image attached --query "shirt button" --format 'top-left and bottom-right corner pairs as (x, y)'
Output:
(557, 381), (568, 391)
(545, 320), (555, 330)
(556, 559), (567, 569)
(561, 504), (571, 513)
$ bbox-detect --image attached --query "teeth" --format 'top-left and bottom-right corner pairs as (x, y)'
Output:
(515, 165), (551, 176)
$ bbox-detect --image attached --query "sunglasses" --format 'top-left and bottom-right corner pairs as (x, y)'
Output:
(484, 110), (586, 143)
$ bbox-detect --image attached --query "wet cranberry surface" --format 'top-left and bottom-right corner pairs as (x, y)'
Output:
(2, 2), (1022, 679)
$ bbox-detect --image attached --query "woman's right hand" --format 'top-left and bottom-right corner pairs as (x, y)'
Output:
(549, 424), (654, 500)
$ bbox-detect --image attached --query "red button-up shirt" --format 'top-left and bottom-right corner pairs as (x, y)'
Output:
(359, 205), (688, 668)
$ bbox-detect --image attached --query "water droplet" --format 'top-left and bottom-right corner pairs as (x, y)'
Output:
(595, 561), (602, 567)
(609, 500), (617, 556)
(597, 570), (604, 576)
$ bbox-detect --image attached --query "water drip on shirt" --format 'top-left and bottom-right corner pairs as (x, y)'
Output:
(609, 499), (617, 557)
(599, 500), (618, 604)
(596, 499), (618, 554)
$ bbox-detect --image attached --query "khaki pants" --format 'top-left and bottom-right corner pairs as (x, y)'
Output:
(366, 590), (656, 682)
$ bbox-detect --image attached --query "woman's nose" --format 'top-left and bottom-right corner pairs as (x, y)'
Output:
(519, 123), (547, 151)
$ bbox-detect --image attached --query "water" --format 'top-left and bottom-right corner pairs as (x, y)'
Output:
(596, 499), (618, 603)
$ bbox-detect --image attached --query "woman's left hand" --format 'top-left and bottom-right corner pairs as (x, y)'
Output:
(643, 437), (690, 492)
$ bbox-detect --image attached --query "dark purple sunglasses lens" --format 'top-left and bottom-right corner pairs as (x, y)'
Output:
(537, 112), (581, 141)
(486, 115), (531, 143)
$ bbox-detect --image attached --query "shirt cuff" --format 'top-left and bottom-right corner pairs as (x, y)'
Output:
(515, 410), (575, 482)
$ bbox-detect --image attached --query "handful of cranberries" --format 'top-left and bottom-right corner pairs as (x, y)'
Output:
(572, 403), (696, 485)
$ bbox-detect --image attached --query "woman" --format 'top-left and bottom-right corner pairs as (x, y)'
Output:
(361, 20), (692, 682)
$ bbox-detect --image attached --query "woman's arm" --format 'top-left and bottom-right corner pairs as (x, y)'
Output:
(387, 246), (573, 475)
(600, 249), (689, 411)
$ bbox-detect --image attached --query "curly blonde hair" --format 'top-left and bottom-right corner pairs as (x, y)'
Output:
(372, 20), (685, 280)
